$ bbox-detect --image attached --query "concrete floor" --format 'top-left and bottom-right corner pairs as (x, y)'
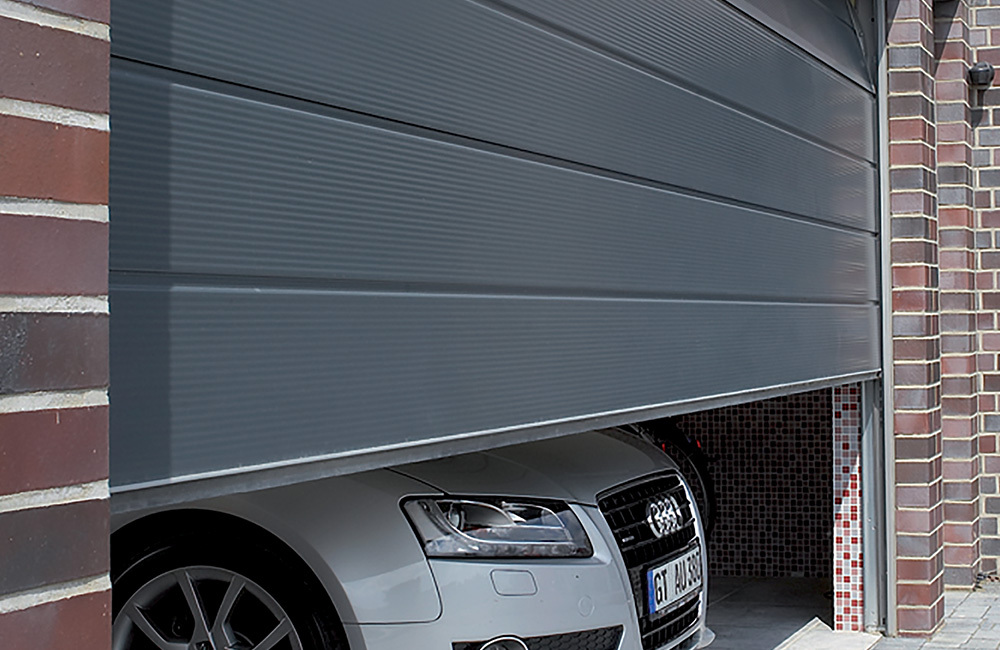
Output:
(706, 576), (832, 650)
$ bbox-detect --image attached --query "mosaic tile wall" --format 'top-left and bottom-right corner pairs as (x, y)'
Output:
(833, 385), (864, 632)
(675, 389), (833, 578)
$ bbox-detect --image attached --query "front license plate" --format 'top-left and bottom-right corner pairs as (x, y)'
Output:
(647, 547), (702, 616)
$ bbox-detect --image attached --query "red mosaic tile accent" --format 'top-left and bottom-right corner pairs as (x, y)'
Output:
(833, 385), (864, 632)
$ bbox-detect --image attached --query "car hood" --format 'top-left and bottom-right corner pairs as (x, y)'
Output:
(392, 429), (673, 505)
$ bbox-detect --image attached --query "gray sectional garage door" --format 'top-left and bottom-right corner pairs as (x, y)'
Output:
(109, 0), (879, 491)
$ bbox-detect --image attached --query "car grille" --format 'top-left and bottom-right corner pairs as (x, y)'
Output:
(452, 625), (623, 650)
(598, 472), (701, 650)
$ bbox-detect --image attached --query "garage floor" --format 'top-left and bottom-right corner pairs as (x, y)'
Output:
(706, 576), (832, 650)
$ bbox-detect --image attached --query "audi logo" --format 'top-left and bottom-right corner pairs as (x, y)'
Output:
(646, 495), (684, 538)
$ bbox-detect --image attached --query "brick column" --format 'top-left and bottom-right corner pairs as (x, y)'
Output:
(888, 0), (946, 636)
(971, 0), (1000, 572)
(0, 1), (110, 648)
(934, 1), (983, 588)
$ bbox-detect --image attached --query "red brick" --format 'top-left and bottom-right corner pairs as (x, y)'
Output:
(936, 80), (968, 101)
(978, 46), (1000, 67)
(981, 210), (1000, 228)
(0, 115), (107, 204)
(21, 0), (108, 23)
(893, 265), (936, 288)
(0, 591), (110, 650)
(936, 121), (969, 144)
(937, 41), (970, 63)
(981, 435), (997, 454)
(0, 313), (108, 394)
(941, 250), (974, 269)
(0, 215), (107, 295)
(895, 338), (940, 360)
(0, 16), (108, 112)
(0, 407), (107, 496)
(897, 580), (944, 606)
(897, 556), (942, 582)
(938, 143), (970, 164)
(939, 207), (973, 228)
(891, 191), (936, 214)
(890, 117), (934, 142)
(898, 603), (943, 636)
(894, 289), (935, 312)
(898, 484), (940, 508)
(940, 269), (972, 290)
(0, 499), (108, 593)
(942, 356), (975, 374)
(890, 142), (935, 167)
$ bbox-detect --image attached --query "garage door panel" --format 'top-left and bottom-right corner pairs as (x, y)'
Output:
(110, 65), (877, 303)
(487, 0), (875, 161)
(109, 284), (879, 488)
(110, 0), (875, 230)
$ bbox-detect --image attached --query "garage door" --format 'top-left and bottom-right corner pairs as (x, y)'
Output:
(109, 0), (879, 491)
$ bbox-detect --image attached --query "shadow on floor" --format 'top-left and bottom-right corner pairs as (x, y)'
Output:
(707, 576), (832, 650)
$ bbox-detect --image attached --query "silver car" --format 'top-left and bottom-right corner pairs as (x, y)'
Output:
(110, 429), (713, 650)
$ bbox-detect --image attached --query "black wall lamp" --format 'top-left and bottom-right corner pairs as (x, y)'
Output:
(970, 62), (996, 89)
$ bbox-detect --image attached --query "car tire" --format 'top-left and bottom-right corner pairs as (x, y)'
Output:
(111, 511), (347, 650)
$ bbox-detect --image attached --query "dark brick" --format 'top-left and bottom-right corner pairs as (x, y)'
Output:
(892, 240), (938, 264)
(22, 0), (108, 23)
(891, 167), (936, 191)
(892, 216), (935, 238)
(0, 407), (107, 496)
(890, 93), (935, 120)
(944, 567), (976, 587)
(981, 169), (1000, 186)
(0, 313), (108, 394)
(974, 149), (991, 167)
(941, 313), (976, 333)
(985, 415), (1000, 432)
(894, 314), (938, 337)
(982, 251), (1000, 268)
(897, 530), (944, 559)
(0, 499), (108, 593)
(939, 186), (973, 206)
(0, 591), (110, 650)
(987, 497), (1000, 514)
(984, 538), (1000, 556)
(943, 438), (977, 459)
(0, 16), (108, 112)
(939, 228), (974, 248)
(980, 128), (1000, 146)
(978, 232), (993, 249)
(940, 293), (973, 311)
(939, 165), (971, 185)
(979, 8), (1000, 26)
(937, 102), (967, 123)
(0, 215), (107, 295)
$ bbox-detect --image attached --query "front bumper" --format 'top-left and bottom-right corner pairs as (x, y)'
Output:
(344, 503), (711, 650)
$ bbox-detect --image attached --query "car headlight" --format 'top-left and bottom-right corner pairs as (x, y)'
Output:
(403, 497), (593, 558)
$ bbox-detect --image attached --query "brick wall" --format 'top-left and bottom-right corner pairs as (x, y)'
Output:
(888, 0), (946, 636)
(969, 0), (1000, 574)
(0, 1), (110, 648)
(934, 0), (983, 590)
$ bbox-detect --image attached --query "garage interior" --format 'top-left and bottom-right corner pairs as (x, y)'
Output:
(669, 387), (863, 649)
